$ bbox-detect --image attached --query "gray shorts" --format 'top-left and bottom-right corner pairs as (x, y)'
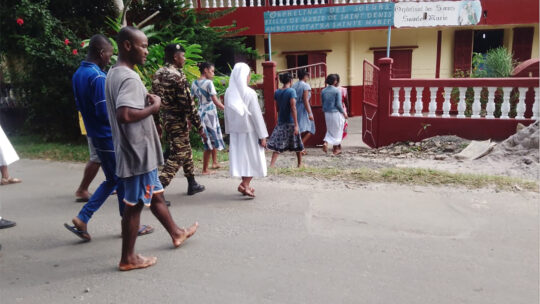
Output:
(87, 137), (101, 163)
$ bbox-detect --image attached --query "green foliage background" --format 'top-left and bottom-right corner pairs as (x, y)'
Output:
(0, 0), (260, 141)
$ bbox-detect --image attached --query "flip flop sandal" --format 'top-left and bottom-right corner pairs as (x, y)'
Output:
(237, 185), (255, 196)
(138, 224), (154, 236)
(0, 218), (16, 229)
(64, 223), (91, 241)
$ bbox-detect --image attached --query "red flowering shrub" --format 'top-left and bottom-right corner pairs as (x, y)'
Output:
(16, 18), (24, 26)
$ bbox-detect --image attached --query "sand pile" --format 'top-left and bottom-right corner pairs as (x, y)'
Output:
(478, 121), (539, 179)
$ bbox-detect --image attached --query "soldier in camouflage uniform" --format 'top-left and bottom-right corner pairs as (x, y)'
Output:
(152, 44), (206, 195)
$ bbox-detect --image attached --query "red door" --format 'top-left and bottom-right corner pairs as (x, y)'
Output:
(512, 27), (534, 63)
(453, 30), (473, 76)
(374, 50), (412, 78)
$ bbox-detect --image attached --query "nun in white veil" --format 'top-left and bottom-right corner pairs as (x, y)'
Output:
(224, 62), (268, 198)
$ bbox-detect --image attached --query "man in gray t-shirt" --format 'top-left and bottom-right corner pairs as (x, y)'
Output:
(106, 26), (198, 272)
(106, 66), (164, 178)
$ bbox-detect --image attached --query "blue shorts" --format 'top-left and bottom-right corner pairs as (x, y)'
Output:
(121, 169), (164, 207)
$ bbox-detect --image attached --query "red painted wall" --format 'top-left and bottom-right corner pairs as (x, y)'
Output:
(207, 0), (539, 36)
(363, 58), (539, 148)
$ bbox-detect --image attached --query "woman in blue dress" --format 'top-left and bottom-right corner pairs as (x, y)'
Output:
(267, 72), (304, 168)
(191, 62), (226, 175)
(291, 69), (315, 150)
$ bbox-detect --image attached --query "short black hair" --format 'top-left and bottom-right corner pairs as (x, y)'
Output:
(197, 62), (214, 73)
(116, 26), (141, 51)
(164, 44), (185, 64)
(298, 68), (309, 80)
(279, 72), (293, 84)
(334, 73), (340, 83)
(325, 74), (338, 86)
(87, 34), (112, 58)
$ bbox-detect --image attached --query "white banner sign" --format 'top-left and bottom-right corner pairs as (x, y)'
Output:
(394, 0), (482, 28)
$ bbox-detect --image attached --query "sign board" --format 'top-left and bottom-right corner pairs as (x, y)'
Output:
(394, 0), (482, 28)
(264, 3), (394, 33)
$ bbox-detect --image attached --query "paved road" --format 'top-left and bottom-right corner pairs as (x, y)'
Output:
(0, 159), (538, 303)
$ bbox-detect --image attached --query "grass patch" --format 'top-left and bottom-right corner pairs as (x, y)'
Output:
(11, 135), (90, 162)
(10, 135), (230, 164)
(10, 135), (538, 191)
(270, 166), (539, 192)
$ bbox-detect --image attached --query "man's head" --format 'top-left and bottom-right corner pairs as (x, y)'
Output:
(87, 34), (113, 69)
(164, 44), (186, 68)
(117, 26), (148, 66)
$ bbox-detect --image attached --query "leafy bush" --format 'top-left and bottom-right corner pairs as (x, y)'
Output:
(472, 47), (516, 78)
(0, 0), (117, 140)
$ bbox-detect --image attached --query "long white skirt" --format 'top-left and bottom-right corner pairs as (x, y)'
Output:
(229, 131), (267, 178)
(0, 125), (19, 166)
(323, 112), (345, 146)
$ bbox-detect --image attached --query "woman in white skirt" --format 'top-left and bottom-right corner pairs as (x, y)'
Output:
(224, 63), (268, 198)
(0, 124), (21, 185)
(321, 74), (348, 155)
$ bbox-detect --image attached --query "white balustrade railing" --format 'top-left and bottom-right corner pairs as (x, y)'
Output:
(414, 87), (423, 117)
(187, 0), (402, 8)
(388, 86), (539, 121)
(485, 87), (497, 119)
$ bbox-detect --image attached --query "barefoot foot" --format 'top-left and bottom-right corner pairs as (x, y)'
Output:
(118, 254), (157, 271)
(173, 222), (199, 248)
(202, 170), (215, 175)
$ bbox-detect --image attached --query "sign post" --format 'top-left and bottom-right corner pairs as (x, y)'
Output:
(268, 32), (272, 62)
(386, 25), (391, 57)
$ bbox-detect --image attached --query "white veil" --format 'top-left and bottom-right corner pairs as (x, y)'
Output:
(225, 62), (252, 116)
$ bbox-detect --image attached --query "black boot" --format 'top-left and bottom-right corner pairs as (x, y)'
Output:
(187, 176), (205, 195)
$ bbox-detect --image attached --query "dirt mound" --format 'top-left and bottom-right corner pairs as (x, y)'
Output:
(486, 121), (539, 166)
(372, 136), (470, 159)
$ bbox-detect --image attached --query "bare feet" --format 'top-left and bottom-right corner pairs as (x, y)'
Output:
(211, 163), (221, 169)
(118, 254), (157, 271)
(322, 142), (328, 154)
(202, 170), (216, 175)
(173, 222), (199, 248)
(0, 177), (21, 185)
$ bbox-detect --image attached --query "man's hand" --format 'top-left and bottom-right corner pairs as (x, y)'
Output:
(147, 94), (161, 113)
(308, 113), (314, 121)
(294, 125), (299, 136)
(343, 112), (348, 119)
(259, 138), (267, 148)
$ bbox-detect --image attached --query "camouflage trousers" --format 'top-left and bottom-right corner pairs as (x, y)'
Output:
(159, 119), (194, 188)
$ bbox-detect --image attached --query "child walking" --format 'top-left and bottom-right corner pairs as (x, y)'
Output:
(267, 72), (304, 168)
(191, 62), (225, 175)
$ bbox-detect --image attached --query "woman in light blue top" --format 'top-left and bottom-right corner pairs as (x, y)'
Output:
(191, 62), (225, 174)
(321, 74), (348, 155)
(291, 69), (315, 148)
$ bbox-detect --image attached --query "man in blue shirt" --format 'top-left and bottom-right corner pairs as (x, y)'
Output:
(64, 34), (153, 241)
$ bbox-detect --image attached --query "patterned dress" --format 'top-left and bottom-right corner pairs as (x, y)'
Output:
(191, 79), (225, 151)
(266, 88), (304, 153)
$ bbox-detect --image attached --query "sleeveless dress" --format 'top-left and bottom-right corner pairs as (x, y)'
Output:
(191, 79), (225, 151)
